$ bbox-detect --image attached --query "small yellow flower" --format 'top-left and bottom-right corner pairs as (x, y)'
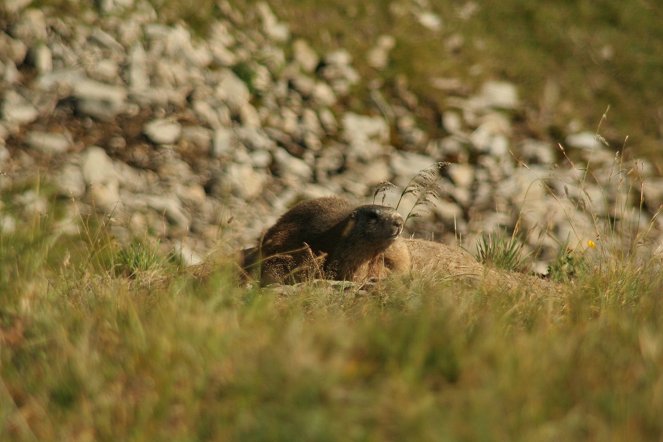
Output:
(587, 240), (596, 249)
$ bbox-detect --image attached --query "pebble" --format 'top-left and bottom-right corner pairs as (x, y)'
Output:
(26, 131), (70, 154)
(143, 119), (182, 145)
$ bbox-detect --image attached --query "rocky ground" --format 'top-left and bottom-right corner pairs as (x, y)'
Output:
(1, 0), (662, 273)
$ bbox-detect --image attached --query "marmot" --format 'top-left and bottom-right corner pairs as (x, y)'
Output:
(248, 196), (410, 284)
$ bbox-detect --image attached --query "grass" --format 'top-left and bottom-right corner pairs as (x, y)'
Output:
(2, 186), (663, 440)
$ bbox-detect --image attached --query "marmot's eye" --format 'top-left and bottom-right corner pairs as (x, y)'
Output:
(367, 210), (379, 220)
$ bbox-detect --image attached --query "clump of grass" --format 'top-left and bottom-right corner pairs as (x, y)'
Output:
(547, 242), (589, 283)
(475, 231), (529, 272)
(114, 239), (170, 278)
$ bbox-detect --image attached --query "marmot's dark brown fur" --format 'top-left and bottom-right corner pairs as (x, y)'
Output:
(249, 196), (408, 284)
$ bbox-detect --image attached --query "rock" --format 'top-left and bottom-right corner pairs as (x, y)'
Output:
(55, 163), (86, 198)
(26, 131), (71, 154)
(390, 151), (437, 187)
(312, 82), (337, 106)
(0, 33), (27, 65)
(477, 81), (519, 110)
(342, 113), (389, 160)
(207, 164), (266, 200)
(3, 0), (31, 14)
(180, 126), (211, 152)
(27, 43), (52, 74)
(128, 43), (150, 90)
(173, 240), (203, 266)
(293, 39), (319, 72)
(0, 215), (16, 234)
(143, 119), (182, 145)
(228, 163), (267, 199)
(367, 35), (396, 70)
(1, 91), (38, 125)
(10, 9), (48, 43)
(447, 164), (475, 189)
(520, 139), (555, 165)
(566, 132), (602, 150)
(82, 146), (118, 186)
(442, 111), (463, 133)
(257, 2), (290, 42)
(143, 195), (190, 231)
(211, 127), (237, 157)
(273, 148), (311, 181)
(14, 190), (48, 215)
(417, 12), (443, 31)
(73, 79), (127, 120)
(215, 69), (251, 110)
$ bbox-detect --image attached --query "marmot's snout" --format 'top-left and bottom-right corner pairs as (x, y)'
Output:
(389, 213), (404, 238)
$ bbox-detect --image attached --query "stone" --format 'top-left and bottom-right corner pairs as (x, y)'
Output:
(14, 190), (48, 215)
(520, 139), (555, 165)
(128, 43), (150, 90)
(293, 39), (319, 72)
(3, 0), (31, 13)
(55, 163), (86, 198)
(144, 195), (190, 230)
(566, 132), (601, 150)
(26, 131), (70, 154)
(477, 81), (519, 110)
(143, 119), (182, 145)
(227, 163), (267, 199)
(447, 164), (475, 189)
(211, 127), (237, 157)
(390, 151), (437, 187)
(10, 9), (48, 43)
(342, 113), (389, 160)
(28, 43), (52, 74)
(215, 69), (251, 109)
(257, 2), (290, 42)
(417, 12), (443, 31)
(181, 126), (212, 151)
(273, 148), (311, 181)
(367, 35), (396, 70)
(82, 146), (118, 186)
(1, 91), (38, 125)
(73, 79), (127, 120)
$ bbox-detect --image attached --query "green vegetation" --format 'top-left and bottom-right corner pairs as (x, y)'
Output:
(476, 231), (528, 272)
(1, 187), (663, 440)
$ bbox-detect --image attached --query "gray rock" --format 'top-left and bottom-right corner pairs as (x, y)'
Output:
(228, 163), (267, 199)
(181, 126), (211, 152)
(211, 127), (237, 157)
(257, 2), (290, 42)
(0, 33), (27, 64)
(367, 35), (395, 70)
(55, 163), (86, 198)
(73, 79), (127, 120)
(417, 11), (443, 31)
(128, 43), (150, 90)
(1, 91), (38, 125)
(566, 131), (601, 150)
(14, 190), (48, 215)
(3, 0), (31, 13)
(293, 39), (319, 72)
(10, 9), (48, 43)
(477, 81), (519, 110)
(447, 164), (475, 189)
(312, 82), (337, 106)
(26, 131), (71, 154)
(82, 146), (118, 186)
(143, 119), (182, 145)
(442, 111), (463, 133)
(28, 43), (52, 74)
(144, 195), (190, 230)
(90, 28), (124, 52)
(173, 240), (203, 266)
(273, 148), (312, 181)
(390, 151), (437, 187)
(520, 139), (555, 165)
(215, 69), (251, 109)
(342, 113), (389, 160)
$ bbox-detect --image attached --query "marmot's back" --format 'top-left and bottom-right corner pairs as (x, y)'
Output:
(257, 196), (404, 284)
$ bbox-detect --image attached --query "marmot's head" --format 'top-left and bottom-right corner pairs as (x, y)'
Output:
(341, 205), (404, 249)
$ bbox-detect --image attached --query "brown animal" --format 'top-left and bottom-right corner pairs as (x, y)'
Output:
(247, 196), (409, 284)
